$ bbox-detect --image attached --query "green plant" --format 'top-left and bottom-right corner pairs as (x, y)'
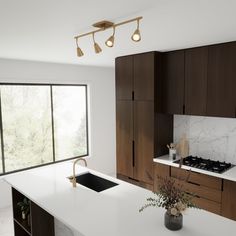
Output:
(17, 198), (30, 216)
(139, 177), (197, 216)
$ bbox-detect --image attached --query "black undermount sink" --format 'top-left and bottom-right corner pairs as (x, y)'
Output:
(69, 172), (118, 192)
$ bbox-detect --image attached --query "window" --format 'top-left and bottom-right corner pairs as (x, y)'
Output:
(0, 84), (88, 175)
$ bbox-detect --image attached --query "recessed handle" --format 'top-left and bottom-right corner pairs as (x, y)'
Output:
(132, 141), (135, 167)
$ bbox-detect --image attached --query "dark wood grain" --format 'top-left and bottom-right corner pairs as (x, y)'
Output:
(133, 52), (155, 101)
(116, 101), (134, 178)
(31, 202), (54, 236)
(153, 163), (170, 192)
(207, 42), (236, 118)
(162, 50), (185, 114)
(117, 174), (154, 191)
(133, 101), (154, 184)
(222, 180), (236, 220)
(185, 47), (208, 115)
(115, 56), (133, 100)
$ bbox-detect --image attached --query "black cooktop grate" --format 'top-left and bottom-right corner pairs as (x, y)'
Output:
(174, 156), (234, 174)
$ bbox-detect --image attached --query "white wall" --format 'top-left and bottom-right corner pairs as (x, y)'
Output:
(0, 58), (116, 208)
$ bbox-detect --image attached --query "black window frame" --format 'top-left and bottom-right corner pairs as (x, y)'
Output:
(0, 82), (89, 176)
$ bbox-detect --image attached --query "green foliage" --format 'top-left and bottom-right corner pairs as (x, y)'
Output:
(17, 198), (30, 215)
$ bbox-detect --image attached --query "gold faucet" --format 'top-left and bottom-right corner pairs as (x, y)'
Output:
(72, 157), (87, 188)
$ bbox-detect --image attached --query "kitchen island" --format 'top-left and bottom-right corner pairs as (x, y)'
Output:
(4, 161), (236, 236)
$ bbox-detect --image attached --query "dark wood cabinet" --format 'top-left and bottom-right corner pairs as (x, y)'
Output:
(116, 52), (173, 189)
(115, 56), (133, 100)
(185, 47), (208, 116)
(153, 163), (170, 192)
(207, 43), (236, 118)
(116, 101), (133, 178)
(116, 52), (156, 101)
(12, 188), (54, 236)
(222, 180), (236, 220)
(133, 101), (154, 184)
(133, 53), (155, 101)
(163, 51), (185, 114)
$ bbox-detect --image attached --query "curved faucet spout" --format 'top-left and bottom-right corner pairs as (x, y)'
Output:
(72, 157), (87, 187)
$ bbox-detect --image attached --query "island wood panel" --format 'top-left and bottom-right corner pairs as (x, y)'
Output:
(221, 180), (236, 221)
(153, 163), (170, 192)
(31, 202), (54, 236)
(170, 167), (222, 190)
(133, 101), (154, 185)
(116, 101), (134, 178)
(207, 42), (236, 118)
(162, 50), (185, 114)
(133, 52), (155, 101)
(115, 56), (133, 100)
(185, 47), (208, 116)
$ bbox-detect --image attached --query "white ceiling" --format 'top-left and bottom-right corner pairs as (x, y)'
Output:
(1, 0), (236, 67)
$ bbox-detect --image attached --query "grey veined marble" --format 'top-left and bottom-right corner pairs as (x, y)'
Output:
(174, 115), (236, 164)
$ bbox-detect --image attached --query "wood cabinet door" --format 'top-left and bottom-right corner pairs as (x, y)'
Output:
(133, 101), (154, 184)
(133, 52), (155, 101)
(115, 56), (133, 100)
(153, 163), (170, 192)
(116, 101), (133, 178)
(207, 43), (236, 118)
(222, 180), (236, 220)
(185, 47), (208, 116)
(163, 51), (185, 114)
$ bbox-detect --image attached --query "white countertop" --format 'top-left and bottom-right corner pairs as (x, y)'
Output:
(154, 155), (236, 182)
(4, 161), (236, 236)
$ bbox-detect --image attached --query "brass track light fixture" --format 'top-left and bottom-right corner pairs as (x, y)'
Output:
(74, 16), (143, 57)
(92, 33), (102, 54)
(131, 18), (141, 42)
(105, 26), (115, 47)
(76, 38), (84, 57)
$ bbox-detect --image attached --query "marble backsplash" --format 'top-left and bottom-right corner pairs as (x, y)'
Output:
(174, 115), (236, 165)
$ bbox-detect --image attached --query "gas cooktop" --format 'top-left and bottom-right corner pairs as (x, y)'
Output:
(173, 156), (234, 174)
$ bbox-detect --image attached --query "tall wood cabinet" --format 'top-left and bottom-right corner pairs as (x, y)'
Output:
(116, 52), (173, 189)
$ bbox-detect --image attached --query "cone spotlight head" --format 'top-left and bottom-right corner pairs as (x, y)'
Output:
(94, 42), (102, 54)
(77, 46), (84, 57)
(131, 28), (141, 42)
(105, 35), (115, 47)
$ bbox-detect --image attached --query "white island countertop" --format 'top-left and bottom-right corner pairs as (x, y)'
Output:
(154, 155), (236, 182)
(4, 161), (236, 236)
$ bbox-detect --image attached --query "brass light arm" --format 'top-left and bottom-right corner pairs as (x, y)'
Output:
(74, 16), (143, 39)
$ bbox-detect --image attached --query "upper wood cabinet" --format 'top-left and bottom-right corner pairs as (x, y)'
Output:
(115, 56), (133, 100)
(133, 53), (155, 101)
(207, 43), (236, 118)
(162, 51), (185, 114)
(185, 47), (208, 116)
(116, 52), (155, 101)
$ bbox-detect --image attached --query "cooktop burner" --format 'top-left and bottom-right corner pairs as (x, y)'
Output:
(173, 156), (233, 174)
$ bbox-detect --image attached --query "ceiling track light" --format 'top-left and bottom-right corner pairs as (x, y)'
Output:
(76, 38), (84, 57)
(105, 26), (115, 47)
(74, 16), (143, 57)
(131, 19), (141, 42)
(92, 33), (102, 54)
